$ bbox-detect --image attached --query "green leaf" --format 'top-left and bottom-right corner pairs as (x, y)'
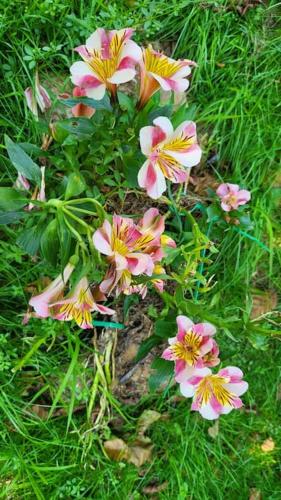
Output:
(40, 218), (59, 266)
(148, 105), (173, 123)
(57, 118), (95, 138)
(123, 152), (143, 188)
(60, 94), (112, 111)
(17, 223), (46, 256)
(57, 208), (73, 266)
(65, 172), (86, 200)
(135, 335), (161, 363)
(0, 210), (28, 225)
(117, 91), (134, 113)
(155, 319), (176, 339)
(0, 187), (27, 211)
(149, 358), (174, 392)
(5, 135), (41, 183)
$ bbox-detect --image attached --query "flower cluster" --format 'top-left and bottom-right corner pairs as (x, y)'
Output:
(93, 208), (175, 297)
(216, 183), (251, 212)
(162, 315), (248, 419)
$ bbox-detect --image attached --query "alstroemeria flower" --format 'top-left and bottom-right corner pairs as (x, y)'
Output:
(138, 46), (196, 109)
(70, 28), (142, 100)
(201, 340), (220, 368)
(162, 315), (216, 380)
(180, 366), (248, 420)
(29, 262), (75, 318)
(27, 166), (46, 210)
(124, 283), (148, 299)
(216, 183), (251, 212)
(138, 117), (202, 199)
(52, 276), (115, 329)
(93, 215), (155, 275)
(71, 86), (95, 118)
(24, 72), (51, 119)
(14, 173), (30, 191)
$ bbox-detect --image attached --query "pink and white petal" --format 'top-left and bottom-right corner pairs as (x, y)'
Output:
(216, 184), (230, 197)
(150, 73), (189, 92)
(139, 127), (154, 155)
(161, 347), (174, 360)
(173, 120), (196, 140)
(175, 365), (197, 383)
(194, 322), (216, 337)
(107, 68), (136, 84)
(120, 39), (142, 62)
(92, 221), (112, 255)
(85, 84), (106, 100)
(198, 402), (219, 420)
(70, 61), (96, 81)
(176, 315), (194, 336)
(221, 201), (231, 212)
(93, 303), (115, 315)
(226, 183), (240, 193)
(237, 189), (251, 203)
(86, 29), (102, 51)
(127, 253), (153, 275)
(172, 65), (192, 79)
(167, 144), (202, 168)
(74, 45), (90, 58)
(199, 338), (214, 357)
(168, 336), (177, 345)
(153, 116), (174, 137)
(114, 253), (128, 271)
(179, 381), (196, 398)
(224, 381), (248, 397)
(219, 366), (243, 380)
(138, 161), (167, 200)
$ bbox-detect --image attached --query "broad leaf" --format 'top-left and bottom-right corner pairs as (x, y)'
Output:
(0, 210), (28, 225)
(40, 218), (59, 266)
(65, 172), (86, 200)
(0, 187), (27, 211)
(17, 223), (46, 256)
(149, 358), (174, 392)
(5, 135), (41, 183)
(57, 118), (95, 138)
(60, 94), (112, 111)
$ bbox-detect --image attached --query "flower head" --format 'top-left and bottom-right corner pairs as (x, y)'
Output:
(29, 262), (75, 318)
(180, 366), (248, 420)
(52, 276), (115, 329)
(138, 117), (202, 199)
(70, 28), (142, 100)
(24, 71), (51, 119)
(14, 173), (30, 191)
(138, 46), (196, 109)
(162, 315), (217, 380)
(71, 86), (95, 118)
(216, 183), (251, 212)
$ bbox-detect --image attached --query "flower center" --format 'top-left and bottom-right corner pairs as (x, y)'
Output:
(143, 47), (183, 78)
(87, 32), (126, 82)
(195, 375), (235, 407)
(112, 237), (129, 256)
(171, 331), (202, 365)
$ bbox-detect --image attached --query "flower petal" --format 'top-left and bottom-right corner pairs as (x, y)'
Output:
(92, 220), (112, 256)
(176, 315), (194, 336)
(153, 116), (174, 137)
(107, 68), (136, 84)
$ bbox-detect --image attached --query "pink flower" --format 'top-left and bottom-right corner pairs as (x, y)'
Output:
(216, 183), (251, 212)
(14, 173), (30, 191)
(24, 71), (51, 119)
(162, 315), (217, 380)
(180, 366), (248, 420)
(70, 28), (142, 101)
(138, 117), (202, 199)
(29, 262), (75, 318)
(52, 276), (115, 329)
(137, 46), (196, 109)
(71, 86), (95, 118)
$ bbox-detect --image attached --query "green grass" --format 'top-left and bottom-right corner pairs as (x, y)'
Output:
(0, 1), (280, 498)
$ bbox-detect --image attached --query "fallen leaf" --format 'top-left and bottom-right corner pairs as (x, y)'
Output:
(137, 410), (161, 437)
(208, 420), (219, 438)
(142, 481), (168, 495)
(104, 438), (130, 461)
(261, 438), (275, 453)
(31, 405), (49, 419)
(249, 488), (261, 500)
(104, 437), (152, 467)
(250, 290), (278, 319)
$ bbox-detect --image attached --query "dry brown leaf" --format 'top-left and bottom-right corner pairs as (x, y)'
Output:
(208, 420), (219, 438)
(31, 405), (49, 419)
(137, 410), (161, 437)
(104, 438), (152, 467)
(261, 438), (275, 453)
(142, 481), (168, 495)
(104, 438), (130, 461)
(249, 488), (261, 500)
(250, 290), (278, 319)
